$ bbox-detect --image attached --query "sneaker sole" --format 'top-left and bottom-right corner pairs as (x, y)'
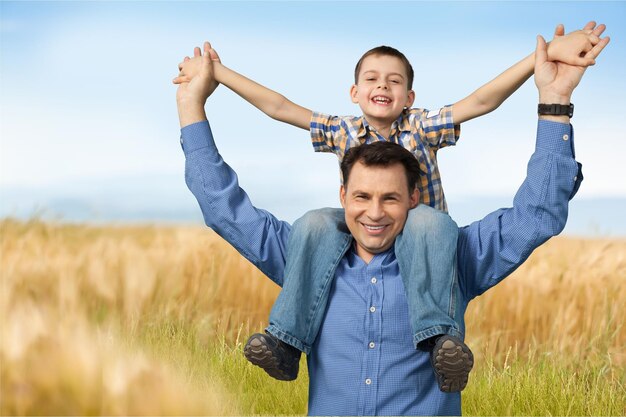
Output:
(244, 336), (296, 381)
(433, 338), (474, 392)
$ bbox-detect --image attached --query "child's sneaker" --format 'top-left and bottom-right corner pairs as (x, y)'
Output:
(430, 335), (474, 392)
(244, 332), (301, 381)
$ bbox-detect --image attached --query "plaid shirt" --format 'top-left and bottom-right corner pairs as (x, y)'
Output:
(310, 106), (460, 212)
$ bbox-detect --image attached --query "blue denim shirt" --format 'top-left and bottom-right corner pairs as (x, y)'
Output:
(181, 120), (581, 416)
(309, 246), (462, 415)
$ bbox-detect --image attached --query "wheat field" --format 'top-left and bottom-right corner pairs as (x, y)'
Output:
(1, 218), (624, 415)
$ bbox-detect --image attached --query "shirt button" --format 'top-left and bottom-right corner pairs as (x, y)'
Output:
(574, 176), (578, 181)
(180, 137), (184, 145)
(369, 342), (376, 349)
(371, 277), (377, 284)
(563, 134), (569, 141)
(369, 306), (376, 313)
(365, 378), (372, 385)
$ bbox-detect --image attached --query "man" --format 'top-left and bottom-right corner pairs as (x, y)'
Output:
(175, 32), (608, 415)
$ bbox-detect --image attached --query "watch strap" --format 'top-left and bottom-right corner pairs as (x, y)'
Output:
(538, 103), (574, 118)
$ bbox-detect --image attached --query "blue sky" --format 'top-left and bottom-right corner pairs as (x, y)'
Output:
(1, 1), (625, 235)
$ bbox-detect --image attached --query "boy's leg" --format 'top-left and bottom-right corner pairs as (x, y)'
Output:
(245, 208), (352, 380)
(394, 205), (473, 391)
(395, 205), (462, 343)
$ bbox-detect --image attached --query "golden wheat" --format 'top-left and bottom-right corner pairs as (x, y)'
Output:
(1, 218), (624, 414)
(0, 219), (260, 415)
(465, 237), (626, 366)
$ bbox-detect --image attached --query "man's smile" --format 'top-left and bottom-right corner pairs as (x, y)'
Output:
(360, 222), (390, 234)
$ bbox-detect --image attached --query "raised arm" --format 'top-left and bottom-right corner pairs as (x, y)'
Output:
(456, 31), (609, 299)
(174, 45), (312, 130)
(452, 21), (606, 124)
(176, 42), (292, 286)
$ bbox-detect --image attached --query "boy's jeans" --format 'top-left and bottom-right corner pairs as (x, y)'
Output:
(266, 205), (463, 355)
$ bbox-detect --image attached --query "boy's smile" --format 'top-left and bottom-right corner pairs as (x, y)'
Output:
(372, 95), (392, 105)
(350, 54), (415, 136)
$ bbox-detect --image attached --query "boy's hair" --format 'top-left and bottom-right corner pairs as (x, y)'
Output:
(341, 142), (420, 193)
(354, 46), (414, 89)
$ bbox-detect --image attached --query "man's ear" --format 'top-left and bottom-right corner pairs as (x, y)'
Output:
(350, 84), (359, 104)
(340, 185), (347, 208)
(409, 188), (420, 209)
(405, 89), (416, 108)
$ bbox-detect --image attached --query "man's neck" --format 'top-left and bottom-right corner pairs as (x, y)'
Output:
(353, 241), (396, 265)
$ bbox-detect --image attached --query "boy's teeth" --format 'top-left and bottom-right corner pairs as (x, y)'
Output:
(373, 97), (391, 103)
(365, 224), (385, 230)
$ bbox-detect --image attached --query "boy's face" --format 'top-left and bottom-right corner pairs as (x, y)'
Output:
(340, 161), (419, 264)
(350, 54), (415, 127)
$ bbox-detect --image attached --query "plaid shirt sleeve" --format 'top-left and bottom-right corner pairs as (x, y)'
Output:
(310, 111), (353, 158)
(413, 105), (460, 150)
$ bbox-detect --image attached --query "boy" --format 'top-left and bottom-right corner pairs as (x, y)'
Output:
(173, 22), (604, 392)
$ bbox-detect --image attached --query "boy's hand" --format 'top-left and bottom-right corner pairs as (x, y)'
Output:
(535, 32), (609, 104)
(547, 21), (606, 67)
(176, 42), (219, 106)
(173, 45), (221, 85)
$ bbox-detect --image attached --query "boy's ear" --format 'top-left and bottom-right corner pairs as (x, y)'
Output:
(350, 84), (359, 104)
(405, 89), (416, 108)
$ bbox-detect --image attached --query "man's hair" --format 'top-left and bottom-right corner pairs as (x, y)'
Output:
(341, 142), (421, 193)
(354, 46), (414, 90)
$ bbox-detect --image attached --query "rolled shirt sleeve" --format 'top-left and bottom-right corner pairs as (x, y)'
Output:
(310, 111), (364, 159)
(414, 105), (461, 150)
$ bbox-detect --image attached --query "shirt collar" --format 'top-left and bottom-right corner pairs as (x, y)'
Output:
(357, 110), (412, 140)
(396, 109), (412, 132)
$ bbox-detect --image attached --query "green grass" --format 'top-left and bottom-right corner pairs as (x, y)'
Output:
(463, 350), (625, 415)
(206, 336), (309, 415)
(125, 318), (625, 416)
(127, 318), (309, 415)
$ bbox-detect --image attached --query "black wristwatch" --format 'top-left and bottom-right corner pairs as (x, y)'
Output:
(538, 103), (574, 118)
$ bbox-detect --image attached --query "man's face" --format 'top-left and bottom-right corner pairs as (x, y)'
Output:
(340, 161), (419, 263)
(350, 54), (415, 127)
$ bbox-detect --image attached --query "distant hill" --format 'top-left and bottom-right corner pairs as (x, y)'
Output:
(1, 184), (625, 236)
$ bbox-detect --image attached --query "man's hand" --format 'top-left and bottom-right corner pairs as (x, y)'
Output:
(176, 42), (219, 127)
(547, 21), (606, 67)
(535, 31), (609, 105)
(173, 44), (221, 85)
